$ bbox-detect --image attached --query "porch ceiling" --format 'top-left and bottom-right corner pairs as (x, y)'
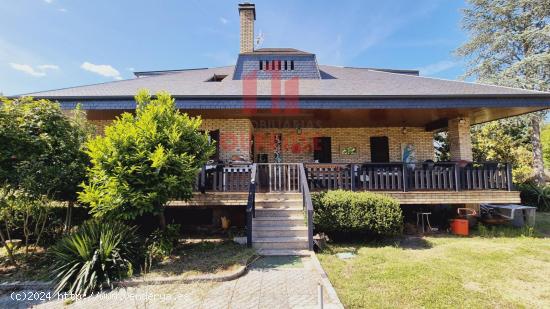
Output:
(86, 106), (543, 130)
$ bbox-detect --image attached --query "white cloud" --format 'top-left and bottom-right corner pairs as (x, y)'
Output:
(418, 60), (458, 76)
(220, 17), (228, 24)
(37, 64), (59, 70)
(58, 8), (67, 12)
(9, 63), (59, 77)
(43, 0), (53, 3)
(80, 61), (121, 79)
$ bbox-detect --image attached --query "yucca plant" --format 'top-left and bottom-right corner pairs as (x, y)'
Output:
(49, 220), (141, 295)
(519, 182), (550, 212)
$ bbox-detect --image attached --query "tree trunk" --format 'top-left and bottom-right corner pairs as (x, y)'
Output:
(64, 200), (74, 233)
(158, 210), (167, 231)
(0, 224), (16, 265)
(531, 113), (545, 185)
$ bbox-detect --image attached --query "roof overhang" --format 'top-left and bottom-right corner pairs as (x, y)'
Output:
(46, 96), (549, 129)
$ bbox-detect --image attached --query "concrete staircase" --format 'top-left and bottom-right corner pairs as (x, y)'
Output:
(252, 193), (310, 256)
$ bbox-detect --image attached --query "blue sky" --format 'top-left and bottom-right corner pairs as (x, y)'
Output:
(0, 0), (469, 96)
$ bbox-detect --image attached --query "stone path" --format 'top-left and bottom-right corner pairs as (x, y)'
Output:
(1, 255), (342, 309)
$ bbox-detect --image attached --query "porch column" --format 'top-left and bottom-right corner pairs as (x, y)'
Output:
(448, 117), (473, 162)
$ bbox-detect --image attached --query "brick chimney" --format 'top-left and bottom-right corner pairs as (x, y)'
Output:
(239, 3), (256, 53)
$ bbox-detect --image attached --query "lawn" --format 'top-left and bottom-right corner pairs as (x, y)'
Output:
(145, 240), (256, 279)
(317, 212), (550, 309)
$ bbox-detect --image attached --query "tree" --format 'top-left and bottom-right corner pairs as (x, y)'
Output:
(0, 97), (90, 262)
(471, 122), (534, 183)
(79, 90), (214, 229)
(0, 97), (90, 200)
(541, 124), (550, 167)
(456, 0), (550, 184)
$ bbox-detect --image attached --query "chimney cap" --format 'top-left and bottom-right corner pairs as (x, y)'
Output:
(238, 2), (256, 20)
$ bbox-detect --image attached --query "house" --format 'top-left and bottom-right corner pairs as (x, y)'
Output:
(24, 3), (550, 253)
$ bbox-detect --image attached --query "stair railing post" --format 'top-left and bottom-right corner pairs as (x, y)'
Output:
(506, 162), (513, 191)
(454, 162), (460, 192)
(350, 164), (356, 191)
(200, 165), (206, 193)
(402, 163), (408, 192)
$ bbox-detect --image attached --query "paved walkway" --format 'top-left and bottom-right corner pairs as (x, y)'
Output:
(1, 255), (342, 308)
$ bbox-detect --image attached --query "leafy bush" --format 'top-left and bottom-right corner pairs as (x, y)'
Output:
(518, 182), (550, 212)
(313, 190), (403, 236)
(146, 224), (181, 261)
(49, 220), (140, 295)
(79, 90), (214, 228)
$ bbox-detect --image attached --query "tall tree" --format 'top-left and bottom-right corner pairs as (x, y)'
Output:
(456, 0), (550, 184)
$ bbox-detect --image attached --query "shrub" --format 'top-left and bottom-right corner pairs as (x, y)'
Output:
(145, 224), (181, 262)
(313, 190), (403, 236)
(49, 220), (140, 295)
(79, 90), (214, 229)
(518, 182), (550, 212)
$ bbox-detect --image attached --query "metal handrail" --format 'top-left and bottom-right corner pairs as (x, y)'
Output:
(245, 164), (257, 248)
(299, 163), (314, 251)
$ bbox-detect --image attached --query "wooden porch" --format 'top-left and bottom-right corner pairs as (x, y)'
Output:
(179, 162), (519, 206)
(194, 162), (514, 192)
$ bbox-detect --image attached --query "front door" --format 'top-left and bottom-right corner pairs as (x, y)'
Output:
(370, 136), (389, 162)
(313, 137), (332, 163)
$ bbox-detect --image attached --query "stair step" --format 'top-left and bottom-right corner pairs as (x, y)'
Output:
(253, 218), (305, 227)
(253, 227), (308, 237)
(253, 216), (304, 221)
(254, 201), (302, 207)
(255, 209), (303, 217)
(252, 237), (309, 250)
(256, 193), (302, 198)
(257, 249), (311, 256)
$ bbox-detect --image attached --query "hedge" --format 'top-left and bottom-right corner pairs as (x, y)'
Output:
(312, 190), (403, 236)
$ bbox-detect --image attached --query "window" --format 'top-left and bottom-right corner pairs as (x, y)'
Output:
(258, 59), (295, 71)
(206, 74), (227, 82)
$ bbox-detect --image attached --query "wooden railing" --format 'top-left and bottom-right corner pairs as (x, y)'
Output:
(460, 162), (512, 190)
(245, 164), (257, 248)
(304, 162), (513, 192)
(299, 163), (314, 251)
(256, 163), (302, 192)
(197, 164), (252, 192)
(196, 162), (513, 193)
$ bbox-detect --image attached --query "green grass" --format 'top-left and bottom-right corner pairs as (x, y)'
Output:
(317, 212), (550, 309)
(146, 240), (256, 279)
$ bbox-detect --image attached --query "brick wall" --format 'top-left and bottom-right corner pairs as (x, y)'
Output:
(385, 190), (520, 204)
(253, 127), (434, 163)
(448, 117), (473, 161)
(201, 119), (253, 162)
(89, 118), (253, 162)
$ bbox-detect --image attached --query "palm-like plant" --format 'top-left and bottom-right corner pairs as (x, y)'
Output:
(49, 220), (140, 295)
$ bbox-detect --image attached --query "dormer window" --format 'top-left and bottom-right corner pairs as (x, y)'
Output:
(259, 60), (295, 71)
(206, 74), (227, 82)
